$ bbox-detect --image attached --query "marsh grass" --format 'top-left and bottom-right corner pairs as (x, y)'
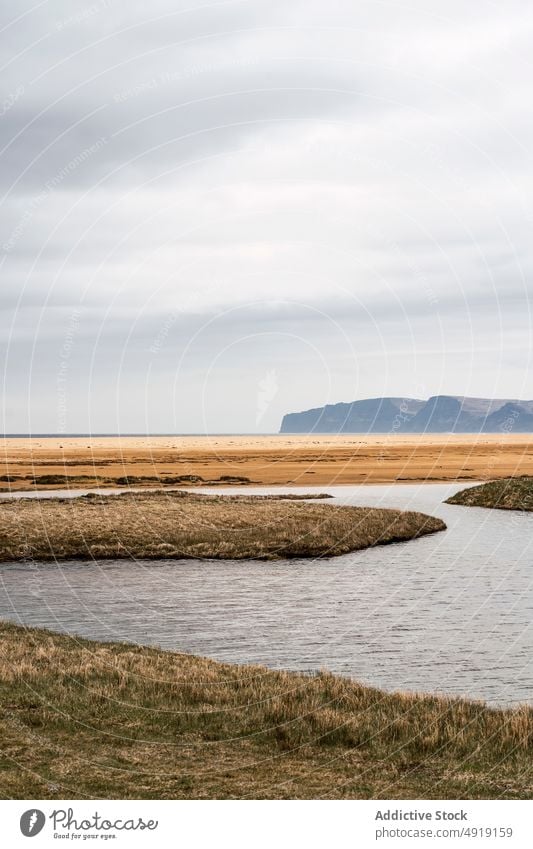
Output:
(0, 622), (531, 799)
(446, 477), (533, 512)
(0, 473), (254, 488)
(0, 490), (445, 562)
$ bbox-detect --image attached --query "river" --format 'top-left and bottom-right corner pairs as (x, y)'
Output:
(0, 482), (531, 706)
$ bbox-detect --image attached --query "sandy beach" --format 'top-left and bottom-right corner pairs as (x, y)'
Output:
(1, 433), (533, 490)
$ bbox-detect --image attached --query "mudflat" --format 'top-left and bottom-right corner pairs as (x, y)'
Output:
(1, 434), (533, 490)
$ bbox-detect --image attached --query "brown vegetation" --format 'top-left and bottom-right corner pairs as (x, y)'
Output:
(0, 622), (531, 799)
(446, 477), (533, 512)
(0, 491), (444, 562)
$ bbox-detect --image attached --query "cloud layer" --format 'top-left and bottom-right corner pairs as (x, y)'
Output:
(2, 0), (533, 432)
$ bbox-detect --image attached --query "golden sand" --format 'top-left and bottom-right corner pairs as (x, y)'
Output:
(1, 433), (533, 490)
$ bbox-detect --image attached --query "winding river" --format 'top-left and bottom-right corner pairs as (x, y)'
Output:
(0, 482), (531, 706)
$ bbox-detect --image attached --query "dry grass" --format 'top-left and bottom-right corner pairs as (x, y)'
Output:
(0, 490), (445, 562)
(446, 478), (533, 512)
(0, 622), (531, 799)
(0, 473), (254, 488)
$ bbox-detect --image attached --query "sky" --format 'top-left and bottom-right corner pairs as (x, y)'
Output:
(1, 0), (533, 434)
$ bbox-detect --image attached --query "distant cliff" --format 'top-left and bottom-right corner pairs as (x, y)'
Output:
(279, 396), (533, 434)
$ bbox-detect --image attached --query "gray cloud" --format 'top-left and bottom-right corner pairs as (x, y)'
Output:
(2, 0), (533, 431)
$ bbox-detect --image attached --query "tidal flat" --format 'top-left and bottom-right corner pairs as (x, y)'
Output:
(2, 434), (533, 491)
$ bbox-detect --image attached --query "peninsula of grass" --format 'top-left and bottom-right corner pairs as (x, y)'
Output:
(446, 477), (533, 512)
(0, 490), (445, 562)
(0, 622), (531, 799)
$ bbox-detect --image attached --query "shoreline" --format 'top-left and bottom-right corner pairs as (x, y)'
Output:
(1, 620), (531, 800)
(0, 478), (479, 498)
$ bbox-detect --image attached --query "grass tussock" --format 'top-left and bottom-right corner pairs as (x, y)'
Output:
(0, 622), (531, 799)
(0, 490), (444, 562)
(446, 477), (533, 512)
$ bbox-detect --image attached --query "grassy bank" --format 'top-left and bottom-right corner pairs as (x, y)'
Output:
(446, 477), (533, 512)
(0, 622), (531, 799)
(0, 490), (445, 562)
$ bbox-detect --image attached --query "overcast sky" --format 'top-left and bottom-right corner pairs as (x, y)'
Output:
(1, 0), (533, 433)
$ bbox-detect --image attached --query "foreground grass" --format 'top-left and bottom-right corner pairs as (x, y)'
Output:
(0, 490), (444, 562)
(0, 622), (531, 799)
(446, 477), (533, 512)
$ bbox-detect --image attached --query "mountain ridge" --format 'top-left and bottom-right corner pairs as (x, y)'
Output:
(279, 396), (533, 434)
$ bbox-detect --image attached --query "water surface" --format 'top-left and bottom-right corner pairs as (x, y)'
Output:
(0, 483), (531, 706)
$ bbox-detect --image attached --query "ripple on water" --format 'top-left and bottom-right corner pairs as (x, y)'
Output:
(0, 482), (532, 707)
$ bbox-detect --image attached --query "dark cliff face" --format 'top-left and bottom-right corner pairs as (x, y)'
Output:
(483, 403), (533, 433)
(279, 396), (533, 434)
(280, 397), (424, 434)
(402, 396), (483, 433)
